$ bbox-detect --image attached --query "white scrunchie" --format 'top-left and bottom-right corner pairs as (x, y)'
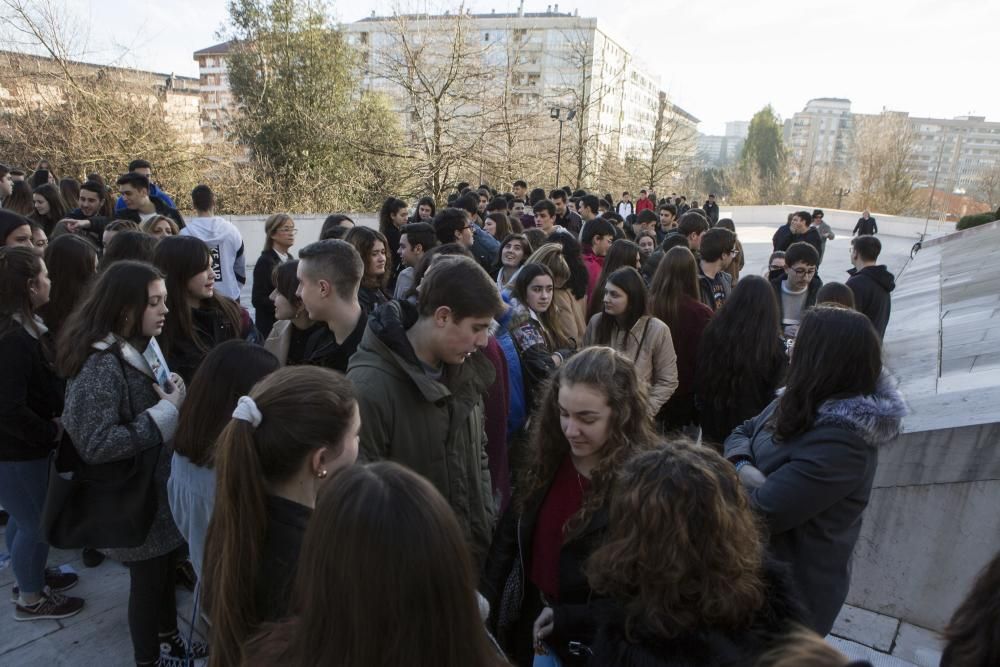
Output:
(232, 395), (263, 428)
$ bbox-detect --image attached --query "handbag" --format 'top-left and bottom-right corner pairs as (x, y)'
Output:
(40, 346), (161, 549)
(41, 439), (160, 549)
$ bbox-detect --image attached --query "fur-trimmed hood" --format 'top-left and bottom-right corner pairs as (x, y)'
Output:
(814, 371), (907, 445)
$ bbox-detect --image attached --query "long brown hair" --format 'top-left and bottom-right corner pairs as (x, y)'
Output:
(511, 263), (571, 351)
(0, 246), (45, 340)
(245, 463), (508, 667)
(518, 347), (656, 538)
(173, 341), (280, 467)
(202, 366), (357, 667)
(38, 234), (97, 337)
(344, 225), (391, 291)
(153, 235), (242, 357)
(649, 246), (700, 332)
(940, 550), (1000, 667)
(586, 441), (766, 639)
(586, 239), (640, 321)
(56, 261), (164, 378)
(771, 307), (882, 442)
(29, 183), (67, 233)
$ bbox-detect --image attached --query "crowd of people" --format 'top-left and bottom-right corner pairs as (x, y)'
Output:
(0, 159), (995, 667)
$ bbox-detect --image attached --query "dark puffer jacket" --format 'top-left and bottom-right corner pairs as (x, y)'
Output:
(723, 373), (906, 635)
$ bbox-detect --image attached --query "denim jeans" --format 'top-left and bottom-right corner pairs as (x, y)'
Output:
(0, 458), (51, 595)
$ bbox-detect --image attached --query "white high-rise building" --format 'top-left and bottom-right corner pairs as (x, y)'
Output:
(784, 98), (854, 182)
(193, 6), (697, 168)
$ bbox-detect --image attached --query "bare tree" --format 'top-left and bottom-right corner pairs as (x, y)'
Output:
(548, 27), (628, 189)
(369, 11), (501, 203)
(972, 161), (1000, 210)
(625, 92), (698, 192)
(0, 0), (206, 196)
(851, 112), (917, 215)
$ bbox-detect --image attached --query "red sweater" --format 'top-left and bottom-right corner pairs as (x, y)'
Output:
(530, 455), (590, 601)
(582, 251), (604, 302)
(636, 197), (654, 214)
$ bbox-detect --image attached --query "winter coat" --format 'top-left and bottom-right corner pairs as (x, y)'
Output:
(505, 299), (562, 408)
(0, 316), (63, 461)
(346, 300), (496, 564)
(588, 559), (809, 667)
(483, 491), (610, 667)
(495, 301), (528, 441)
(616, 201), (634, 218)
(847, 265), (895, 338)
(553, 287), (587, 346)
(636, 197), (654, 214)
(166, 452), (215, 579)
(115, 183), (176, 212)
(252, 248), (292, 338)
(62, 335), (185, 563)
(115, 194), (185, 230)
(164, 306), (241, 384)
(65, 209), (111, 248)
(481, 336), (512, 514)
(264, 320), (324, 367)
(853, 216), (878, 236)
(180, 216), (247, 302)
(698, 265), (733, 312)
(657, 299), (714, 430)
(471, 224), (501, 273)
(772, 225), (822, 259)
(297, 313), (365, 373)
(723, 372), (906, 635)
(583, 314), (678, 415)
(358, 284), (390, 317)
(703, 200), (720, 226)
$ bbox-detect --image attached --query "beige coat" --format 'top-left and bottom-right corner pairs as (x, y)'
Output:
(264, 320), (293, 366)
(553, 288), (587, 348)
(583, 314), (678, 414)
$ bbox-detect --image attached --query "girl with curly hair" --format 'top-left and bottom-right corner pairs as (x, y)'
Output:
(586, 441), (809, 666)
(482, 346), (657, 666)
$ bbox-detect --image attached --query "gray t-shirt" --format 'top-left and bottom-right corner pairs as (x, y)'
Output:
(781, 282), (809, 339)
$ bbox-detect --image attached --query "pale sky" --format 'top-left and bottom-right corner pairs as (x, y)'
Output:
(52, 0), (998, 135)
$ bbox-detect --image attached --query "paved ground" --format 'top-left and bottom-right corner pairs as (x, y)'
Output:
(0, 530), (206, 666)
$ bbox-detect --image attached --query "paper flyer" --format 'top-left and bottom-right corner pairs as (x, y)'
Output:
(143, 337), (171, 388)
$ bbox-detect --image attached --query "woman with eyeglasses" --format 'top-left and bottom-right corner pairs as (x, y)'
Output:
(252, 214), (296, 338)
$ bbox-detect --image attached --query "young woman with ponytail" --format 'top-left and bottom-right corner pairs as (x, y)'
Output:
(201, 366), (361, 667)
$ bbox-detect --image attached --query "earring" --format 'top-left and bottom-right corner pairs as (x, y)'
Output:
(317, 469), (328, 479)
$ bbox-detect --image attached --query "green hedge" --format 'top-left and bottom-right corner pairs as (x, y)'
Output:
(957, 211), (998, 231)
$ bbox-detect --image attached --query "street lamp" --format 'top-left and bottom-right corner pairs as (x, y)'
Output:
(550, 106), (576, 187)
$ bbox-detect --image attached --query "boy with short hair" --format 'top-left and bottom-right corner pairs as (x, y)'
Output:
(347, 255), (504, 563)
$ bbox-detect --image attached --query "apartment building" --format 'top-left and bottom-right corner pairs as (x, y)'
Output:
(783, 98), (1000, 192)
(193, 5), (697, 165)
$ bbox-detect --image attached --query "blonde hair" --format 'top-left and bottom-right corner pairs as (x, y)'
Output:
(139, 214), (179, 236)
(525, 243), (570, 288)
